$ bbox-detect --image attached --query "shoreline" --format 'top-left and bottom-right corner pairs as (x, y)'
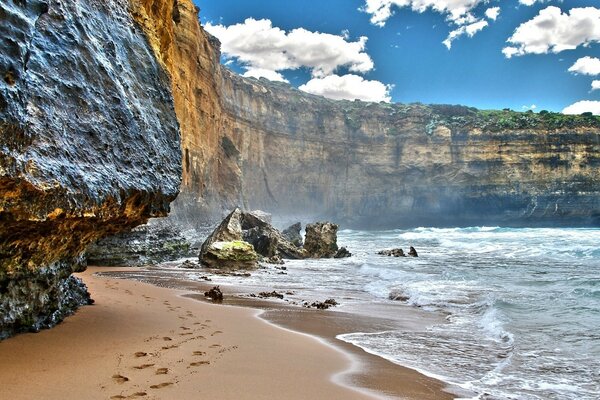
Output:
(99, 266), (464, 399)
(0, 266), (461, 399)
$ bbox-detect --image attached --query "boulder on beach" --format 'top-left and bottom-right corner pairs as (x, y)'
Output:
(201, 240), (259, 269)
(199, 208), (305, 266)
(303, 222), (340, 258)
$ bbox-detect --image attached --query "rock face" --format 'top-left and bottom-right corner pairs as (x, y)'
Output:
(121, 0), (600, 229)
(282, 223), (303, 247)
(0, 0), (181, 337)
(85, 222), (192, 267)
(303, 222), (340, 258)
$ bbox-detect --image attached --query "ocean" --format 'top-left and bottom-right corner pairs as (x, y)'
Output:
(184, 226), (600, 400)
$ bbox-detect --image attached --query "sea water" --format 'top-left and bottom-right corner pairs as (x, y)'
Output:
(333, 227), (600, 400)
(193, 227), (600, 399)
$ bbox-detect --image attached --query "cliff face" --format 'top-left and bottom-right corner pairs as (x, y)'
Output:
(0, 0), (181, 337)
(156, 3), (600, 227)
(124, 0), (600, 229)
(219, 78), (600, 227)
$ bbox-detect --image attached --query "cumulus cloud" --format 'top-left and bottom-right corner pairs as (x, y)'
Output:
(503, 6), (600, 58)
(485, 7), (500, 21)
(443, 20), (488, 49)
(522, 104), (537, 110)
(205, 18), (374, 79)
(563, 100), (600, 115)
(361, 0), (484, 27)
(299, 74), (392, 102)
(568, 56), (600, 76)
(592, 80), (600, 91)
(361, 1), (497, 49)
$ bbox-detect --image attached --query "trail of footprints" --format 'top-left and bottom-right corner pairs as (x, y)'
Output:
(105, 297), (238, 399)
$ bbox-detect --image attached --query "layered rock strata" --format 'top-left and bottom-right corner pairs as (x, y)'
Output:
(0, 0), (181, 337)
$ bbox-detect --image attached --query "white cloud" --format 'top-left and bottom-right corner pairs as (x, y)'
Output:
(519, 0), (545, 6)
(485, 7), (501, 21)
(562, 100), (600, 115)
(205, 18), (374, 79)
(592, 81), (600, 91)
(361, 0), (484, 27)
(503, 6), (600, 58)
(299, 74), (392, 102)
(361, 1), (497, 49)
(443, 19), (488, 49)
(522, 104), (537, 110)
(568, 56), (600, 76)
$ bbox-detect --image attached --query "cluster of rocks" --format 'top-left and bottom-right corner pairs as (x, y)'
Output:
(377, 246), (418, 257)
(197, 208), (351, 269)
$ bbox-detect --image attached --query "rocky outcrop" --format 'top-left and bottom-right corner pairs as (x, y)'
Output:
(378, 249), (407, 257)
(1, 0), (181, 337)
(199, 208), (305, 267)
(303, 222), (340, 258)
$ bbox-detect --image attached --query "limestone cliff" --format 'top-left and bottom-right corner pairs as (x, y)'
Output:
(127, 0), (600, 229)
(0, 0), (181, 337)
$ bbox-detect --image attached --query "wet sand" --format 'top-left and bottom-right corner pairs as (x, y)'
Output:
(0, 267), (457, 399)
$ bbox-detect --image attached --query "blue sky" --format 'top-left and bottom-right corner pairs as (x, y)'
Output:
(195, 0), (600, 113)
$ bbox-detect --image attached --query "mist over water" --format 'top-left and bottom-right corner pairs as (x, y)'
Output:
(167, 226), (600, 399)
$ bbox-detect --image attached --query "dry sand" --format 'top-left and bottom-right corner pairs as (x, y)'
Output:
(0, 267), (454, 399)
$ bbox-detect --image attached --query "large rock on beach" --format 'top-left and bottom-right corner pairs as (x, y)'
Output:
(199, 208), (305, 266)
(201, 241), (259, 269)
(303, 222), (340, 258)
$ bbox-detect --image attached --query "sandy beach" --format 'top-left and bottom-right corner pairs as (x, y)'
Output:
(0, 267), (454, 399)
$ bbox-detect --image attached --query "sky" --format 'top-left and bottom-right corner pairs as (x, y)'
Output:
(195, 0), (600, 114)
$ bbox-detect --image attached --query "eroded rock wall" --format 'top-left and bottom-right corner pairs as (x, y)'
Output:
(219, 78), (600, 227)
(0, 0), (181, 337)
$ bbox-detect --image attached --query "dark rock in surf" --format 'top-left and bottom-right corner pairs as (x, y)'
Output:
(408, 246), (418, 257)
(334, 247), (352, 258)
(378, 248), (406, 257)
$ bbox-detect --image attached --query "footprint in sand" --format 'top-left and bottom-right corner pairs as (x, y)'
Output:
(112, 374), (129, 384)
(193, 351), (206, 356)
(189, 361), (210, 367)
(133, 364), (155, 370)
(211, 331), (223, 336)
(134, 352), (147, 358)
(150, 382), (173, 389)
(155, 368), (169, 375)
(161, 345), (178, 350)
(209, 344), (221, 348)
(180, 326), (191, 330)
(163, 337), (172, 341)
(180, 332), (193, 336)
(110, 396), (126, 399)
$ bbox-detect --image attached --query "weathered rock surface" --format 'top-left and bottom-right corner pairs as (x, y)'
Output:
(282, 223), (303, 247)
(1, 0), (181, 337)
(201, 241), (259, 269)
(304, 222), (340, 258)
(85, 221), (192, 267)
(199, 208), (305, 266)
(334, 247), (352, 258)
